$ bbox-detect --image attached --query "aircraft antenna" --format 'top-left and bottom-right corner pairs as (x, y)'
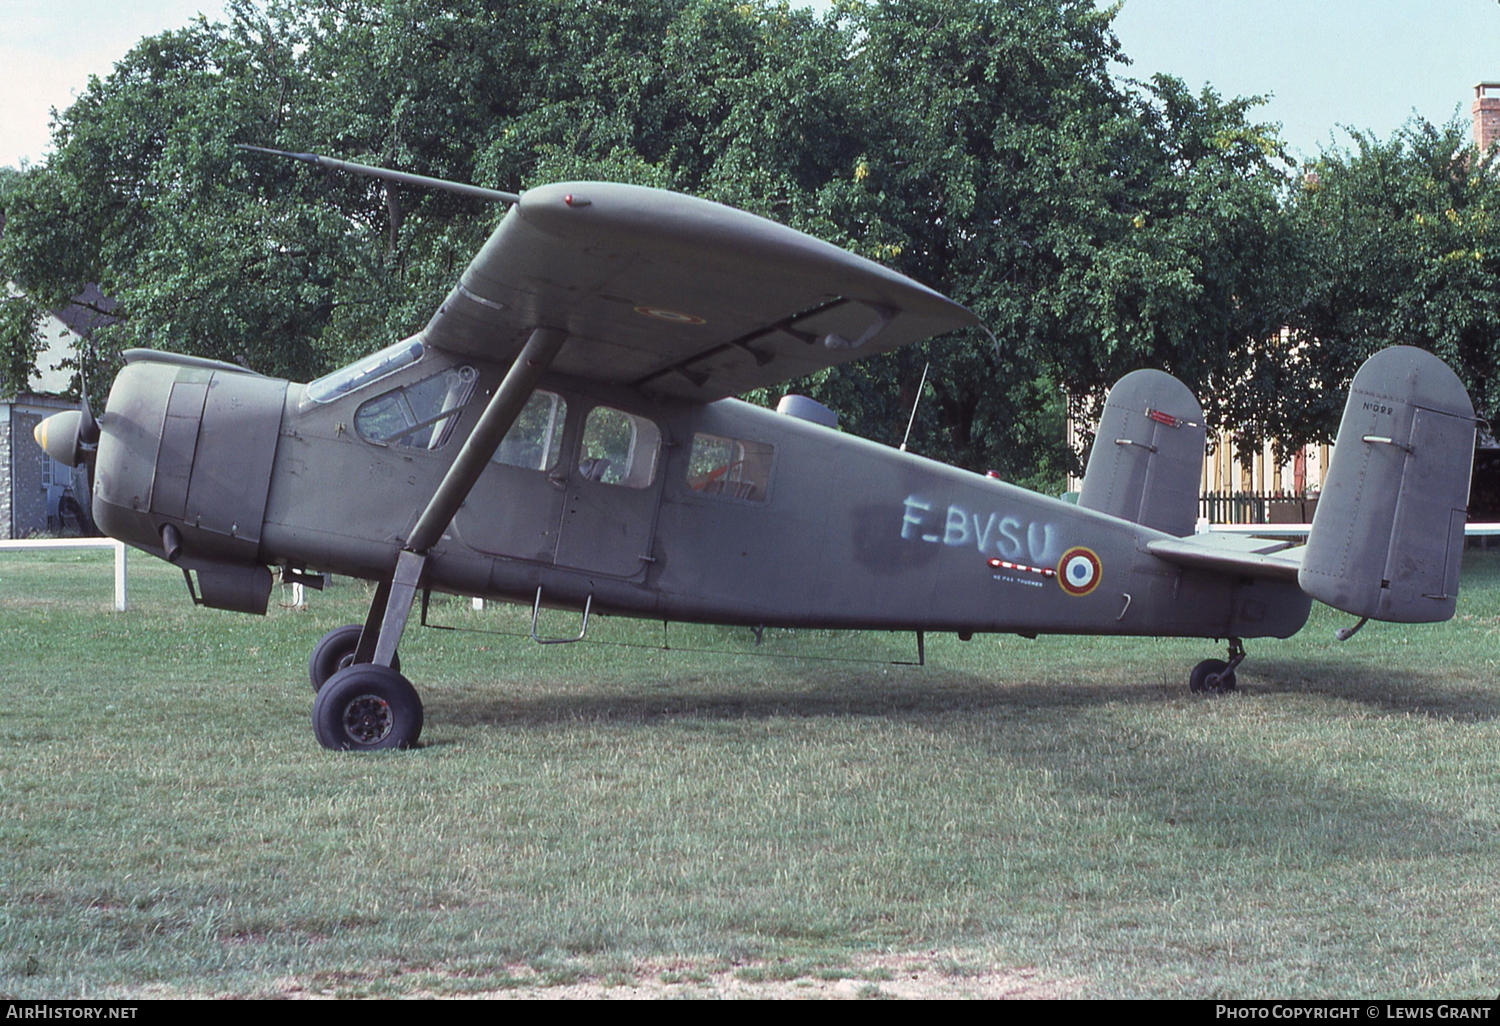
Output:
(899, 361), (931, 453)
(235, 144), (521, 205)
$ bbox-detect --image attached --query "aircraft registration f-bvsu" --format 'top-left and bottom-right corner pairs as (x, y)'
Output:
(35, 148), (1480, 750)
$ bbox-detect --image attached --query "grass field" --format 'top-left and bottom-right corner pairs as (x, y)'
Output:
(2, 546), (1499, 998)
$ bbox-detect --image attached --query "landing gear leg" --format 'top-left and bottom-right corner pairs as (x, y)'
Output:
(351, 550), (426, 670)
(1190, 638), (1245, 694)
(312, 551), (428, 750)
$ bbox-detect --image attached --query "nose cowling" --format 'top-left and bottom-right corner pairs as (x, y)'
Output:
(92, 355), (288, 614)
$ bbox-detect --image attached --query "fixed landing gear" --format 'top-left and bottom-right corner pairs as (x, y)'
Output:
(307, 623), (416, 749)
(1189, 658), (1235, 693)
(308, 624), (400, 692)
(311, 663), (424, 750)
(305, 326), (568, 751)
(1190, 638), (1245, 694)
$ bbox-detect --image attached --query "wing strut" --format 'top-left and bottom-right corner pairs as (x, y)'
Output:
(353, 327), (569, 667)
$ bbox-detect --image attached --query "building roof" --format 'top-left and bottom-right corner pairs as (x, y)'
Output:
(50, 283), (117, 338)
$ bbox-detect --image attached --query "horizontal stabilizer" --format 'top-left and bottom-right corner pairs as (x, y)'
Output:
(1146, 534), (1303, 582)
(1078, 369), (1205, 537)
(1299, 346), (1476, 623)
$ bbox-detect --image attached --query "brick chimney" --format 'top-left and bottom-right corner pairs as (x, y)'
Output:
(1474, 83), (1500, 152)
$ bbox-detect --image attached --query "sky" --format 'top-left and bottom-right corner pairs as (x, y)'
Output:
(2, 0), (1500, 169)
(1105, 0), (1500, 161)
(1, 0), (230, 169)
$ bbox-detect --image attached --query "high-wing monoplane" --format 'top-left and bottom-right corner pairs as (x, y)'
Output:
(35, 152), (1479, 750)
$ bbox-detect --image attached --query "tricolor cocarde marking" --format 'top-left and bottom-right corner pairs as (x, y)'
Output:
(1057, 547), (1102, 596)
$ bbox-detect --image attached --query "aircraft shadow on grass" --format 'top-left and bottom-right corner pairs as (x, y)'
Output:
(427, 667), (1482, 862)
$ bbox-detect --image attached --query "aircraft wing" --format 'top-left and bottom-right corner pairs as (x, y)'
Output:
(417, 182), (979, 402)
(1145, 534), (1304, 582)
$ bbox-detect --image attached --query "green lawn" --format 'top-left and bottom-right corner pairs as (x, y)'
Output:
(2, 547), (1498, 998)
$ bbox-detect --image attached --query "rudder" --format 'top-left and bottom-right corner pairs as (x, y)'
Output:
(1300, 346), (1476, 623)
(1078, 369), (1206, 538)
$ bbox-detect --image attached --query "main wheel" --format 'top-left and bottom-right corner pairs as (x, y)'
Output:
(1189, 658), (1237, 694)
(311, 664), (424, 751)
(308, 624), (399, 692)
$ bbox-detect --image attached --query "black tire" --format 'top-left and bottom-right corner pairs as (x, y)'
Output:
(311, 664), (423, 751)
(1189, 658), (1237, 694)
(308, 624), (399, 692)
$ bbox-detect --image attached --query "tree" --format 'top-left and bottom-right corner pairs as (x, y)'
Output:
(0, 0), (855, 391)
(0, 0), (1304, 487)
(0, 168), (46, 397)
(1281, 120), (1500, 443)
(784, 1), (1296, 485)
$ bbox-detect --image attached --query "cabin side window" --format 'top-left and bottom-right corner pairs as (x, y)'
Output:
(492, 390), (569, 471)
(687, 433), (773, 502)
(354, 364), (478, 450)
(577, 406), (660, 488)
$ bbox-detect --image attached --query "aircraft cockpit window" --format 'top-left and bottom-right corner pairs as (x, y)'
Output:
(305, 337), (425, 403)
(578, 406), (660, 488)
(353, 365), (478, 450)
(687, 433), (773, 502)
(493, 390), (568, 471)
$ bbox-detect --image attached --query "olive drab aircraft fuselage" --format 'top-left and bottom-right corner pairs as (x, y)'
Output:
(34, 159), (1480, 750)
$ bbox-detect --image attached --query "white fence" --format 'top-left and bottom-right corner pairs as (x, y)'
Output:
(0, 537), (128, 610)
(7, 523), (1500, 616)
(1204, 522), (1500, 538)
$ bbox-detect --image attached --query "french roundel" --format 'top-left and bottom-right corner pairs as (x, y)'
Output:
(1058, 547), (1102, 596)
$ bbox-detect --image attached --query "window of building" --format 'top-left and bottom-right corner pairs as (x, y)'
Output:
(578, 406), (660, 488)
(354, 364), (478, 450)
(687, 433), (773, 502)
(41, 455), (71, 491)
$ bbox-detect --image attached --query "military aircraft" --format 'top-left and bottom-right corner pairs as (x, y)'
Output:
(34, 151), (1478, 751)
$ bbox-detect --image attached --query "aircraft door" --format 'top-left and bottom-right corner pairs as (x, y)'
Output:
(553, 404), (665, 579)
(454, 389), (571, 564)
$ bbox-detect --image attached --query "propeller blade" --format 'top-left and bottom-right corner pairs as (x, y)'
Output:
(77, 377), (100, 446)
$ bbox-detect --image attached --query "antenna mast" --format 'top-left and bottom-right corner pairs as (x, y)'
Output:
(899, 361), (931, 453)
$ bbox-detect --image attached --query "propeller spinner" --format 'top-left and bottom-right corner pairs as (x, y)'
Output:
(34, 402), (97, 467)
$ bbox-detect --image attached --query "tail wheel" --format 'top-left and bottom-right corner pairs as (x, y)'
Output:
(312, 664), (423, 750)
(1189, 658), (1236, 694)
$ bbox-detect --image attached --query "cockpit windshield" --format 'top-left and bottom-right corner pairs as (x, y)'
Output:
(304, 337), (425, 403)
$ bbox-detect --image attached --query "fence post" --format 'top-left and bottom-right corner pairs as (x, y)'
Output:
(113, 540), (127, 611)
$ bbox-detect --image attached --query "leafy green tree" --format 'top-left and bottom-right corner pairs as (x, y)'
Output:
(0, 0), (1307, 486)
(0, 168), (46, 397)
(789, 1), (1296, 485)
(1282, 120), (1500, 442)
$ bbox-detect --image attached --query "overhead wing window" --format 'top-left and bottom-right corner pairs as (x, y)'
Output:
(578, 406), (660, 488)
(354, 365), (478, 450)
(306, 337), (424, 403)
(687, 433), (774, 502)
(493, 390), (569, 471)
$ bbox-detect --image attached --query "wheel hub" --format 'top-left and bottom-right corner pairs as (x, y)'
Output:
(342, 694), (393, 744)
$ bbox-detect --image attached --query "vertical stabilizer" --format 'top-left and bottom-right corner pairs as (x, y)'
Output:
(1300, 346), (1476, 623)
(1078, 369), (1206, 537)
